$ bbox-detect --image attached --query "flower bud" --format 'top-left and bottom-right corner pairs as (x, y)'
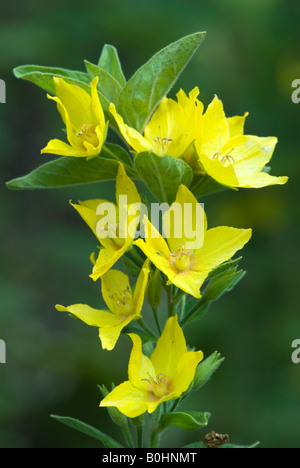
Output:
(192, 351), (224, 391)
(147, 269), (162, 309)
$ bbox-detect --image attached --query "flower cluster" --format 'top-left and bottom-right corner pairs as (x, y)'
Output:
(10, 34), (288, 447)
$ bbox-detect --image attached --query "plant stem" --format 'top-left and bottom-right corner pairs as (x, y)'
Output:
(137, 425), (143, 448)
(153, 307), (162, 335)
(121, 421), (134, 448)
(150, 407), (162, 449)
(167, 285), (175, 317)
(178, 294), (186, 322)
(137, 319), (158, 340)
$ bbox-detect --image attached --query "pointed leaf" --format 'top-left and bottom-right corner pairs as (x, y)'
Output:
(98, 44), (126, 87)
(220, 442), (260, 449)
(14, 65), (90, 94)
(85, 60), (122, 104)
(6, 144), (137, 190)
(192, 351), (224, 390)
(50, 415), (123, 448)
(102, 143), (136, 173)
(160, 411), (210, 431)
(6, 156), (120, 190)
(14, 65), (111, 112)
(204, 267), (246, 302)
(117, 32), (206, 132)
(135, 151), (193, 203)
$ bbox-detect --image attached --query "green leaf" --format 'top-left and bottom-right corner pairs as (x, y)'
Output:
(206, 257), (242, 281)
(84, 60), (122, 104)
(13, 64), (111, 112)
(50, 415), (123, 448)
(14, 65), (91, 94)
(117, 32), (206, 132)
(220, 442), (260, 449)
(98, 44), (126, 87)
(204, 267), (246, 302)
(183, 442), (207, 448)
(6, 156), (120, 190)
(6, 143), (137, 190)
(122, 255), (141, 277)
(135, 151), (193, 203)
(190, 173), (229, 198)
(160, 411), (210, 431)
(181, 259), (245, 327)
(102, 143), (136, 174)
(192, 351), (224, 390)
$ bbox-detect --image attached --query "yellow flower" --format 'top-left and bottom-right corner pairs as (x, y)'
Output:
(135, 185), (252, 298)
(71, 163), (142, 281)
(100, 315), (203, 417)
(109, 87), (202, 160)
(195, 96), (288, 188)
(41, 77), (106, 158)
(56, 261), (150, 351)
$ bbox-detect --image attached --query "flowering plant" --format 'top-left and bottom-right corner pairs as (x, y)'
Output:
(7, 32), (287, 448)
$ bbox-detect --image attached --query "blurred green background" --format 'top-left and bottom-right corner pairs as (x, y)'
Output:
(1, 0), (299, 448)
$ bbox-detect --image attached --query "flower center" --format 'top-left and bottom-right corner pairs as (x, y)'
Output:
(170, 247), (194, 272)
(212, 148), (236, 166)
(109, 287), (133, 315)
(152, 135), (173, 155)
(142, 373), (169, 399)
(98, 222), (125, 248)
(77, 123), (99, 147)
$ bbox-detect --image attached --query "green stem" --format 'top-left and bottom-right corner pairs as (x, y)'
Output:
(129, 246), (145, 265)
(178, 294), (186, 322)
(121, 421), (134, 448)
(167, 285), (175, 317)
(137, 319), (158, 340)
(137, 425), (143, 448)
(180, 300), (208, 328)
(153, 308), (162, 335)
(150, 407), (162, 449)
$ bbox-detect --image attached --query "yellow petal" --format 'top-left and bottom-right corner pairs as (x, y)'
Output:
(109, 103), (152, 153)
(194, 226), (252, 272)
(99, 321), (131, 351)
(168, 269), (208, 299)
(55, 303), (118, 326)
(71, 199), (118, 250)
(163, 184), (207, 253)
(101, 269), (133, 315)
(150, 316), (187, 380)
(227, 113), (248, 138)
(100, 381), (149, 418)
(41, 138), (83, 157)
(222, 135), (277, 173)
(197, 152), (239, 187)
(53, 77), (93, 130)
(134, 217), (172, 278)
(128, 334), (157, 391)
(200, 95), (230, 157)
(145, 88), (203, 158)
(172, 351), (204, 396)
(90, 241), (131, 281)
(236, 171), (288, 188)
(90, 77), (105, 130)
(132, 259), (151, 317)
